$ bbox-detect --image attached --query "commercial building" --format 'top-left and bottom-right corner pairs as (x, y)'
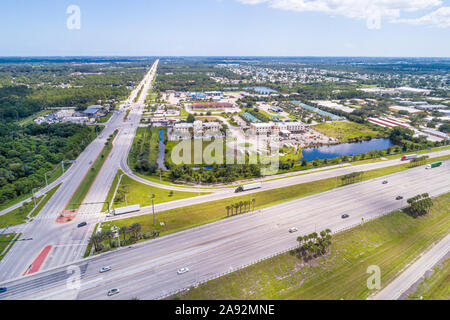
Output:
(191, 102), (234, 110)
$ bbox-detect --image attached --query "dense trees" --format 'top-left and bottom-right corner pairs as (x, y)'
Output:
(0, 123), (97, 204)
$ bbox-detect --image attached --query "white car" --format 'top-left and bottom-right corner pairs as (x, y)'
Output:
(107, 288), (120, 296)
(289, 227), (298, 233)
(100, 266), (111, 273)
(177, 267), (189, 275)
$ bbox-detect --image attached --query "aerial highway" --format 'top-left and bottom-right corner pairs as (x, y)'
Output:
(0, 60), (159, 282)
(0, 161), (448, 300)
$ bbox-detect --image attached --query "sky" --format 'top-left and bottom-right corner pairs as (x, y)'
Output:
(0, 0), (449, 57)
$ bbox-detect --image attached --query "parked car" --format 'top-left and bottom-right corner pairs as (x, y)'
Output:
(289, 227), (298, 233)
(341, 214), (350, 219)
(396, 196), (403, 200)
(77, 222), (87, 228)
(99, 266), (111, 273)
(0, 287), (6, 293)
(382, 180), (388, 184)
(177, 267), (189, 275)
(107, 288), (120, 296)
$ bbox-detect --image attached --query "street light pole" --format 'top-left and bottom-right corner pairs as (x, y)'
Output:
(150, 194), (156, 226)
(32, 188), (37, 207)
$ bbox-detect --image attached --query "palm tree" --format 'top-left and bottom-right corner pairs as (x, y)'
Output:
(226, 205), (231, 217)
(239, 201), (244, 214)
(89, 233), (102, 252)
(104, 230), (113, 247)
(120, 226), (128, 242)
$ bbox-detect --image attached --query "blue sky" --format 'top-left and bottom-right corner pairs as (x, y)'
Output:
(0, 0), (449, 56)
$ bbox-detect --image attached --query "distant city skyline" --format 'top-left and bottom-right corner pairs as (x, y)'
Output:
(0, 0), (449, 57)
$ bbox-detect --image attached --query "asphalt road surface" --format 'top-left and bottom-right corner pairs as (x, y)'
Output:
(1, 161), (448, 300)
(0, 60), (159, 282)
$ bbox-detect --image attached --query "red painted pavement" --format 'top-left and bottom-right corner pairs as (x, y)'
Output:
(23, 245), (52, 276)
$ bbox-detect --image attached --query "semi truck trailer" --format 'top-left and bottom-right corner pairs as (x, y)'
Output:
(426, 161), (442, 169)
(113, 204), (140, 215)
(235, 182), (262, 193)
(401, 154), (418, 161)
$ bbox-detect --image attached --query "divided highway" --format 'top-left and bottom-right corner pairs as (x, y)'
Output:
(0, 60), (159, 282)
(0, 161), (448, 300)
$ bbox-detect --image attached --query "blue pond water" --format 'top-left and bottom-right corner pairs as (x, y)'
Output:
(302, 138), (394, 162)
(157, 129), (167, 170)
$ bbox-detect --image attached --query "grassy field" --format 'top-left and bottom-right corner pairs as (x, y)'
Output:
(66, 131), (117, 209)
(0, 233), (18, 262)
(18, 110), (52, 126)
(110, 173), (206, 209)
(312, 121), (385, 142)
(97, 112), (113, 123)
(128, 127), (161, 170)
(102, 155), (450, 239)
(407, 258), (450, 300)
(102, 171), (121, 212)
(0, 184), (61, 228)
(174, 193), (450, 300)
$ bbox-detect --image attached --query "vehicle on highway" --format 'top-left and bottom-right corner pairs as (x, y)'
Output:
(77, 222), (87, 228)
(235, 182), (262, 193)
(99, 266), (111, 273)
(289, 227), (298, 233)
(396, 196), (403, 200)
(0, 287), (6, 293)
(107, 288), (120, 296)
(426, 161), (442, 169)
(382, 180), (388, 184)
(177, 267), (189, 275)
(401, 154), (418, 161)
(341, 214), (350, 219)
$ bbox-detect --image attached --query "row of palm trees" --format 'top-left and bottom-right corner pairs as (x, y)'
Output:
(225, 199), (256, 217)
(406, 193), (433, 218)
(89, 223), (142, 253)
(296, 229), (332, 261)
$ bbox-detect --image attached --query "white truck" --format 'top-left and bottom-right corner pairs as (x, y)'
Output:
(235, 182), (262, 193)
(112, 204), (140, 216)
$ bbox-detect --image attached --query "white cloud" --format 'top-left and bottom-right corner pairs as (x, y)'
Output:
(236, 0), (448, 27)
(394, 6), (450, 28)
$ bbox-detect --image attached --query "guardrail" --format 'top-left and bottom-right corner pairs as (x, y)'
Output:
(153, 209), (392, 300)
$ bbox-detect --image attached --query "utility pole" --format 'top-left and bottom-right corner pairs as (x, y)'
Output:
(61, 160), (65, 173)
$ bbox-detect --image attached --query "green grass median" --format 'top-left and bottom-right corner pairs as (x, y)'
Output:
(0, 233), (19, 262)
(102, 154), (450, 240)
(174, 192), (450, 300)
(66, 131), (118, 210)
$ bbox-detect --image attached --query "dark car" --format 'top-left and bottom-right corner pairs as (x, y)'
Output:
(0, 287), (7, 293)
(77, 222), (87, 228)
(396, 196), (403, 200)
(341, 214), (350, 219)
(382, 180), (388, 184)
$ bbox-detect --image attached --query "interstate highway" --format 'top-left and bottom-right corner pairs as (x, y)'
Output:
(0, 161), (448, 300)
